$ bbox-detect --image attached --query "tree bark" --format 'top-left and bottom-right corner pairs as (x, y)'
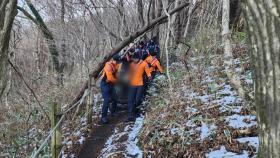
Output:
(137, 0), (145, 27)
(60, 0), (66, 86)
(117, 0), (129, 38)
(222, 0), (245, 99)
(86, 0), (123, 42)
(69, 2), (190, 106)
(151, 0), (163, 40)
(24, 0), (63, 74)
(0, 0), (17, 98)
(171, 0), (181, 44)
(243, 1), (280, 157)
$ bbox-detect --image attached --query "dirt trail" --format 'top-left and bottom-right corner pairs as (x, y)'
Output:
(78, 111), (127, 158)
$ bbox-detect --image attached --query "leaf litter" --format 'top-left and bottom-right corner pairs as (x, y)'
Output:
(139, 51), (258, 157)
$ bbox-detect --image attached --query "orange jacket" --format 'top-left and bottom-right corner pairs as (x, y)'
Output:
(145, 55), (164, 73)
(129, 60), (151, 86)
(101, 60), (119, 83)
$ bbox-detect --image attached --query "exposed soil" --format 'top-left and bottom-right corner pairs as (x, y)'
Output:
(78, 111), (127, 158)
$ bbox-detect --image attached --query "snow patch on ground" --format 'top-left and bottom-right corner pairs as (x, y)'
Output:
(220, 106), (243, 113)
(185, 107), (198, 113)
(225, 114), (257, 128)
(207, 146), (249, 158)
(125, 116), (144, 158)
(99, 116), (144, 158)
(79, 136), (85, 144)
(99, 128), (119, 157)
(237, 137), (259, 150)
(200, 122), (217, 140)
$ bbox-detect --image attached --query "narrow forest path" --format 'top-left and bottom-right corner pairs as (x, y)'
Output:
(78, 108), (145, 158)
(78, 111), (127, 158)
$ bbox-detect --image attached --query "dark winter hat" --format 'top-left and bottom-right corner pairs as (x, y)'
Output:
(112, 54), (121, 61)
(139, 41), (145, 46)
(142, 50), (149, 60)
(150, 51), (157, 56)
(129, 48), (135, 53)
(132, 53), (140, 59)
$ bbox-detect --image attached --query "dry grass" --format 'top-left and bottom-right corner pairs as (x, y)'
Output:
(139, 46), (256, 158)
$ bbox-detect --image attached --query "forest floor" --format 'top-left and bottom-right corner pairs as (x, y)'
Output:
(63, 47), (258, 158)
(139, 48), (258, 157)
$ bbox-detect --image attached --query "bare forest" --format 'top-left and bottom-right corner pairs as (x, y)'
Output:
(0, 0), (279, 157)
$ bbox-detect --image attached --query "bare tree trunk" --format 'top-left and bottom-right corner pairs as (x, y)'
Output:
(60, 0), (66, 86)
(69, 2), (190, 106)
(85, 0), (122, 42)
(35, 29), (42, 78)
(222, 0), (245, 98)
(163, 1), (172, 84)
(154, 0), (163, 41)
(137, 0), (145, 27)
(178, 0), (198, 53)
(230, 0), (242, 30)
(18, 1), (63, 75)
(0, 0), (17, 98)
(244, 1), (280, 157)
(171, 0), (181, 44)
(117, 0), (129, 38)
(18, 0), (65, 86)
(147, 0), (153, 25)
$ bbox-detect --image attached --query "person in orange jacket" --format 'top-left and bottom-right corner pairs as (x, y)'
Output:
(100, 55), (121, 124)
(146, 48), (164, 78)
(126, 53), (151, 122)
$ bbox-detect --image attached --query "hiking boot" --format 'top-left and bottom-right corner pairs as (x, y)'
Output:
(111, 113), (119, 117)
(135, 112), (141, 117)
(125, 117), (135, 122)
(135, 108), (141, 117)
(99, 117), (108, 124)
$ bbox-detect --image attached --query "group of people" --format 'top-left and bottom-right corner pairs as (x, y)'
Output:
(99, 39), (164, 124)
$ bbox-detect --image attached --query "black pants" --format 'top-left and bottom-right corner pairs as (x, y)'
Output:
(100, 80), (117, 119)
(127, 86), (144, 118)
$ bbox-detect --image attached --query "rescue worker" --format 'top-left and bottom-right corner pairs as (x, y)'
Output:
(100, 55), (121, 124)
(127, 53), (151, 122)
(135, 41), (146, 58)
(146, 48), (164, 78)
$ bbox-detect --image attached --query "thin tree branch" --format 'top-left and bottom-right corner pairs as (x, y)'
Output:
(8, 59), (51, 123)
(69, 2), (190, 106)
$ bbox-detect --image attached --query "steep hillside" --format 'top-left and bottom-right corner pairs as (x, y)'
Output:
(139, 47), (257, 157)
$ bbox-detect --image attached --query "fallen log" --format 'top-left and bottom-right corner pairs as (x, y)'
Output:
(69, 2), (190, 106)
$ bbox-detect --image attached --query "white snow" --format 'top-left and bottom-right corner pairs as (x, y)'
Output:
(207, 146), (249, 158)
(185, 107), (198, 113)
(219, 106), (242, 113)
(186, 120), (197, 127)
(225, 114), (257, 128)
(197, 95), (211, 103)
(79, 136), (85, 144)
(200, 122), (217, 140)
(74, 131), (81, 136)
(99, 128), (118, 157)
(235, 67), (242, 73)
(234, 59), (241, 65)
(66, 140), (73, 146)
(202, 76), (214, 83)
(99, 116), (144, 158)
(125, 116), (144, 158)
(236, 137), (259, 150)
(218, 84), (234, 95)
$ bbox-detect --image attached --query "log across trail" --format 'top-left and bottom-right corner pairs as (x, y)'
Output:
(69, 2), (190, 108)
